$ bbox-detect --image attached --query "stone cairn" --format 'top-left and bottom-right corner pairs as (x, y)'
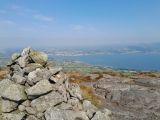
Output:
(0, 48), (112, 120)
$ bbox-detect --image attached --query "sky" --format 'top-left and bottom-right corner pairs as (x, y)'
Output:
(0, 0), (160, 48)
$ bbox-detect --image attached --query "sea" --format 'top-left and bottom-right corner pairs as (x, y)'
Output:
(49, 53), (160, 71)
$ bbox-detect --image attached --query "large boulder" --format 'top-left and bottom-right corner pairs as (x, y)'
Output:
(83, 100), (97, 118)
(25, 79), (52, 97)
(26, 115), (39, 120)
(11, 53), (20, 61)
(2, 84), (27, 101)
(12, 74), (26, 85)
(91, 109), (112, 120)
(0, 79), (13, 96)
(68, 83), (82, 100)
(21, 47), (31, 56)
(2, 112), (26, 120)
(23, 63), (43, 74)
(31, 91), (65, 112)
(45, 107), (89, 120)
(1, 99), (18, 113)
(30, 50), (48, 65)
(17, 55), (28, 68)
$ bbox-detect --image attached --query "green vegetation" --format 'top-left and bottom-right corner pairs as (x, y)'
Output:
(54, 60), (113, 73)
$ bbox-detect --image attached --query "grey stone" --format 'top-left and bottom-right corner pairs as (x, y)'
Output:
(50, 72), (67, 85)
(134, 78), (160, 87)
(18, 105), (26, 112)
(36, 112), (44, 119)
(103, 74), (113, 79)
(26, 107), (37, 115)
(28, 68), (52, 84)
(83, 100), (97, 118)
(0, 98), (2, 114)
(22, 100), (30, 107)
(45, 107), (89, 120)
(11, 53), (20, 61)
(30, 50), (48, 65)
(68, 98), (82, 110)
(0, 79), (13, 96)
(17, 55), (28, 68)
(26, 115), (39, 120)
(21, 47), (31, 56)
(1, 99), (18, 113)
(2, 84), (27, 101)
(91, 109), (112, 120)
(52, 84), (68, 102)
(12, 74), (26, 85)
(55, 102), (73, 110)
(31, 91), (65, 112)
(28, 69), (42, 84)
(2, 112), (26, 120)
(24, 63), (43, 74)
(10, 65), (22, 73)
(48, 67), (62, 75)
(68, 83), (82, 100)
(25, 79), (52, 96)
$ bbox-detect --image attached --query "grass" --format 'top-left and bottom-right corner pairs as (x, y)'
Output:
(94, 71), (137, 78)
(67, 71), (92, 83)
(0, 68), (8, 79)
(66, 71), (105, 107)
(80, 85), (104, 107)
(54, 60), (113, 73)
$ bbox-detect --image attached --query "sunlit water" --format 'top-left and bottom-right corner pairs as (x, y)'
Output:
(49, 53), (160, 71)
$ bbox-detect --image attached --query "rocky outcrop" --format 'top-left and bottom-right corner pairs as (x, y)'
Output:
(0, 48), (112, 120)
(93, 76), (160, 120)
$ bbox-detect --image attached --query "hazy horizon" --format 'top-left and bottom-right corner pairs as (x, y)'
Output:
(0, 0), (160, 48)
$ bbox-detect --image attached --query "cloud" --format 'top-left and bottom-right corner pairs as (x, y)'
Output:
(34, 14), (53, 22)
(9, 4), (36, 16)
(72, 25), (97, 32)
(72, 25), (84, 31)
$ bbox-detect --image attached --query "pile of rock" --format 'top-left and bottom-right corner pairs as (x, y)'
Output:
(0, 48), (112, 120)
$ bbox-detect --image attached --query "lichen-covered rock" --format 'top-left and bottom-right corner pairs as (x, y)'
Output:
(1, 99), (18, 113)
(91, 109), (112, 120)
(26, 115), (39, 120)
(11, 53), (20, 61)
(28, 69), (42, 84)
(28, 68), (52, 84)
(17, 55), (28, 68)
(83, 100), (97, 118)
(2, 112), (26, 120)
(25, 107), (37, 115)
(2, 84), (27, 101)
(25, 79), (52, 97)
(68, 83), (82, 100)
(48, 67), (62, 75)
(22, 100), (30, 107)
(21, 47), (31, 56)
(24, 63), (43, 74)
(12, 74), (26, 85)
(67, 97), (83, 110)
(45, 107), (89, 120)
(18, 105), (26, 112)
(50, 71), (67, 85)
(0, 79), (13, 96)
(10, 64), (23, 73)
(31, 91), (65, 112)
(30, 50), (48, 65)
